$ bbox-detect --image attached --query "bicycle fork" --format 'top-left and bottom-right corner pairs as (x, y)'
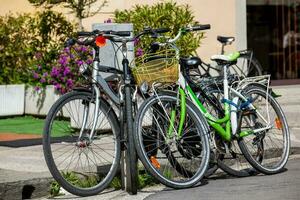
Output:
(78, 84), (101, 142)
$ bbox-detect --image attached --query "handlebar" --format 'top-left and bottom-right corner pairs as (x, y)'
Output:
(184, 24), (211, 32)
(65, 24), (210, 47)
(65, 28), (168, 47)
(77, 30), (131, 37)
(168, 24), (211, 43)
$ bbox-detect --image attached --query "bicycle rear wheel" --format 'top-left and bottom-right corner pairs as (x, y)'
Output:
(134, 91), (210, 188)
(43, 91), (120, 196)
(230, 54), (263, 77)
(238, 86), (290, 174)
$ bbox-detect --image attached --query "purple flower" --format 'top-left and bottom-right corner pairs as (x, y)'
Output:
(104, 18), (112, 23)
(43, 72), (48, 77)
(134, 38), (140, 46)
(63, 67), (71, 76)
(66, 79), (73, 88)
(33, 72), (39, 79)
(34, 86), (40, 91)
(63, 47), (70, 54)
(51, 67), (59, 77)
(37, 65), (42, 71)
(40, 78), (46, 83)
(136, 48), (144, 57)
(58, 55), (68, 66)
(54, 83), (61, 90)
(76, 60), (84, 66)
(80, 46), (88, 52)
(86, 59), (93, 65)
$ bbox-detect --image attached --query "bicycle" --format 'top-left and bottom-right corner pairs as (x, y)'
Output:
(43, 28), (210, 196)
(133, 25), (290, 182)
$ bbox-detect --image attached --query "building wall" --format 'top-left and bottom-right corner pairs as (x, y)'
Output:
(0, 0), (246, 61)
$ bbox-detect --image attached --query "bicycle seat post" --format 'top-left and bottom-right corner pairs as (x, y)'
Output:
(221, 44), (225, 55)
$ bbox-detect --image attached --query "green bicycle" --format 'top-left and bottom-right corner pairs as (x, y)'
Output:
(133, 25), (290, 186)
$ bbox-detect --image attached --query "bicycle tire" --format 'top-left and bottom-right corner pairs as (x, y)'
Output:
(124, 86), (138, 194)
(43, 90), (120, 197)
(133, 91), (210, 189)
(238, 86), (290, 174)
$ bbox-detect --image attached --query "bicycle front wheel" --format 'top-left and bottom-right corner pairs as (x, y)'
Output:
(43, 91), (120, 196)
(238, 86), (290, 174)
(134, 91), (210, 189)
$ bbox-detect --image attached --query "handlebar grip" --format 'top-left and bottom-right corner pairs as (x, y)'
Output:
(114, 31), (131, 37)
(191, 24), (211, 31)
(77, 32), (93, 36)
(64, 38), (76, 47)
(154, 27), (170, 34)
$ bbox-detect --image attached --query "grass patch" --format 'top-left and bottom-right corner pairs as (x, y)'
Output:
(0, 116), (69, 137)
(50, 170), (160, 197)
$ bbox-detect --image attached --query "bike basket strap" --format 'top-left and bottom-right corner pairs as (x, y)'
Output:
(132, 48), (179, 86)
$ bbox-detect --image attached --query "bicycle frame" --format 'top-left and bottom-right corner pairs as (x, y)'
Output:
(161, 29), (271, 142)
(177, 69), (272, 142)
(78, 37), (135, 142)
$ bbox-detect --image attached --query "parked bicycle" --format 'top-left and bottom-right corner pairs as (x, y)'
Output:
(43, 27), (210, 196)
(133, 25), (290, 182)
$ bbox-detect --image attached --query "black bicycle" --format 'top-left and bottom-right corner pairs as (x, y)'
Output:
(43, 29), (139, 197)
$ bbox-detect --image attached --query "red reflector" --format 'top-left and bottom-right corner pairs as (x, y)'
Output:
(275, 118), (282, 130)
(95, 36), (106, 47)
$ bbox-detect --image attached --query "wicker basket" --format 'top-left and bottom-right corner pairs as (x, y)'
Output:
(132, 49), (179, 86)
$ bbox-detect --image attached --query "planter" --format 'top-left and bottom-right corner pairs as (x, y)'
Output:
(25, 85), (60, 116)
(0, 84), (25, 116)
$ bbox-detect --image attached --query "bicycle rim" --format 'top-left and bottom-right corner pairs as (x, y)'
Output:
(238, 86), (290, 174)
(134, 93), (210, 188)
(43, 91), (120, 196)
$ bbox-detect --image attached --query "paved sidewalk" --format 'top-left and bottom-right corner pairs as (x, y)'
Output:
(0, 84), (299, 199)
(272, 85), (300, 149)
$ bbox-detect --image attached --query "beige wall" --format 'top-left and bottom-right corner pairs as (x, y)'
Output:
(0, 0), (246, 61)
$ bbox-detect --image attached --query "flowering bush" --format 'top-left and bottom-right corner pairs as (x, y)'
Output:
(0, 10), (75, 84)
(32, 45), (93, 94)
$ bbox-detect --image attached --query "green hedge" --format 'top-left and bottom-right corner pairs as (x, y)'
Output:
(0, 10), (75, 85)
(114, 1), (205, 56)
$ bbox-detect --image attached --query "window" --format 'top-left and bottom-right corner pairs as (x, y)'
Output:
(247, 0), (300, 80)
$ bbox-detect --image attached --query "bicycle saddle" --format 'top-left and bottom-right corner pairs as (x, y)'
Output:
(180, 57), (202, 68)
(217, 36), (235, 45)
(211, 52), (240, 64)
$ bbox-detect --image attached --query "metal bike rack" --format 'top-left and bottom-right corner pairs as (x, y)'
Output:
(92, 23), (138, 194)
